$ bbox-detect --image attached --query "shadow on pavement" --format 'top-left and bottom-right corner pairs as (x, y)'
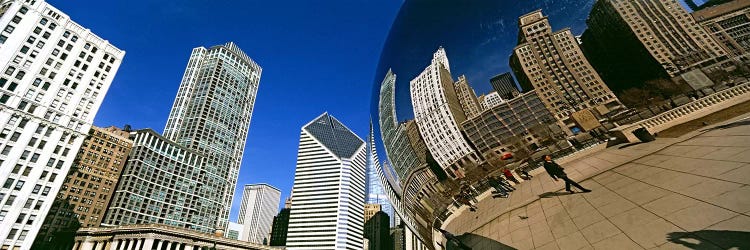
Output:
(667, 230), (750, 249)
(539, 191), (573, 198)
(700, 120), (750, 132)
(452, 233), (517, 250)
(618, 142), (645, 149)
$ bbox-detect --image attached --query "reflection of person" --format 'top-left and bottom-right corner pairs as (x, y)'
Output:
(516, 168), (532, 180)
(487, 176), (509, 198)
(542, 155), (591, 193)
(437, 229), (472, 250)
(503, 168), (520, 184)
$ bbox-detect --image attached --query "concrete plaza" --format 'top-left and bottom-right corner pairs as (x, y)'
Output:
(442, 115), (750, 250)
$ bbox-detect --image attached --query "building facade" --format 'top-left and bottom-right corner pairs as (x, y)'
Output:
(102, 129), (209, 231)
(238, 183), (280, 244)
(268, 208), (289, 247)
(33, 126), (132, 248)
(489, 72), (520, 99)
(693, 0), (750, 58)
(481, 91), (504, 110)
(162, 42), (262, 231)
(409, 47), (479, 178)
(462, 91), (556, 158)
(511, 10), (620, 130)
(72, 224), (277, 250)
(286, 113), (367, 250)
(364, 211), (391, 250)
(226, 222), (243, 241)
(452, 75), (483, 118)
(586, 0), (729, 78)
(0, 1), (123, 248)
(364, 203), (381, 223)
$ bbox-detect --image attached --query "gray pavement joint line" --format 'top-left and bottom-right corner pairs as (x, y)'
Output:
(537, 195), (563, 250)
(625, 160), (748, 186)
(452, 114), (746, 237)
(595, 169), (740, 249)
(610, 163), (750, 216)
(583, 178), (692, 249)
(555, 196), (597, 248)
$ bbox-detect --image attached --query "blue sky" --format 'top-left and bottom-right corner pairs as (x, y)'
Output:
(47, 0), (402, 221)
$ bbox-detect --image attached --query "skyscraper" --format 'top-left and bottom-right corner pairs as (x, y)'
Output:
(489, 72), (520, 99)
(693, 0), (750, 57)
(286, 113), (366, 250)
(269, 208), (290, 246)
(366, 139), (394, 227)
(510, 10), (620, 131)
(34, 126), (133, 249)
(452, 75), (483, 118)
(410, 47), (479, 178)
(238, 184), (281, 244)
(585, 0), (729, 78)
(364, 211), (392, 250)
(0, 1), (123, 248)
(103, 129), (208, 231)
(162, 42), (262, 231)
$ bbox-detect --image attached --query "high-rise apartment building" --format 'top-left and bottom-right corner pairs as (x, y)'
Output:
(33, 126), (132, 249)
(103, 129), (207, 231)
(489, 73), (520, 100)
(269, 208), (290, 247)
(693, 0), (750, 57)
(238, 183), (281, 244)
(410, 47), (479, 177)
(287, 113), (366, 250)
(511, 10), (620, 130)
(163, 42), (261, 231)
(0, 1), (123, 248)
(584, 0), (729, 80)
(452, 75), (482, 118)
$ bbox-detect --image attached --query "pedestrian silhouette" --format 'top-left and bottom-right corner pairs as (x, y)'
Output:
(542, 155), (591, 193)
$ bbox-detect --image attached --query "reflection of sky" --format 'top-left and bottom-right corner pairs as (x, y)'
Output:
(372, 0), (597, 123)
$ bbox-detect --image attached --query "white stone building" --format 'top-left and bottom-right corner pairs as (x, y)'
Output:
(238, 184), (280, 244)
(0, 0), (123, 248)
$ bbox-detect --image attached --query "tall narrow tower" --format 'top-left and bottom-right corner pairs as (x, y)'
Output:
(0, 1), (123, 248)
(238, 183), (281, 244)
(287, 113), (366, 250)
(162, 42), (261, 230)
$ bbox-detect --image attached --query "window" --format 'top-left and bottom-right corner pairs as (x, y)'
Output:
(4, 195), (16, 205)
(0, 210), (6, 221)
(39, 18), (48, 25)
(18, 230), (28, 240)
(41, 187), (50, 196)
(31, 185), (40, 194)
(13, 180), (23, 191)
(19, 7), (28, 14)
(0, 35), (7, 44)
(4, 66), (15, 75)
(3, 25), (14, 33)
(2, 178), (14, 189)
(11, 16), (21, 24)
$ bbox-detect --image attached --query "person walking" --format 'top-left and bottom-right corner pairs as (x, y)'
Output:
(542, 155), (591, 193)
(503, 168), (521, 184)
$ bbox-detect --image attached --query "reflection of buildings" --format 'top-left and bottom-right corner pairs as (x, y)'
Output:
(0, 1), (124, 247)
(511, 10), (620, 130)
(379, 70), (422, 180)
(462, 92), (555, 158)
(269, 208), (290, 246)
(453, 75), (483, 118)
(287, 113), (366, 250)
(34, 126), (133, 249)
(490, 73), (520, 99)
(366, 120), (395, 226)
(410, 48), (479, 178)
(481, 91), (505, 110)
(103, 129), (208, 231)
(390, 227), (405, 250)
(365, 204), (382, 222)
(364, 210), (392, 250)
(163, 42), (262, 231)
(584, 0), (729, 78)
(693, 0), (750, 57)
(238, 184), (281, 244)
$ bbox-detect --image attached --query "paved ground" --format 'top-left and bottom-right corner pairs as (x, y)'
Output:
(442, 114), (750, 250)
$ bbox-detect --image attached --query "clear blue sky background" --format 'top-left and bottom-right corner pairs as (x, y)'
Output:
(47, 0), (402, 222)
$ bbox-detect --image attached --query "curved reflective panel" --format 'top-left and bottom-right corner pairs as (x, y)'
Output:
(370, 0), (629, 247)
